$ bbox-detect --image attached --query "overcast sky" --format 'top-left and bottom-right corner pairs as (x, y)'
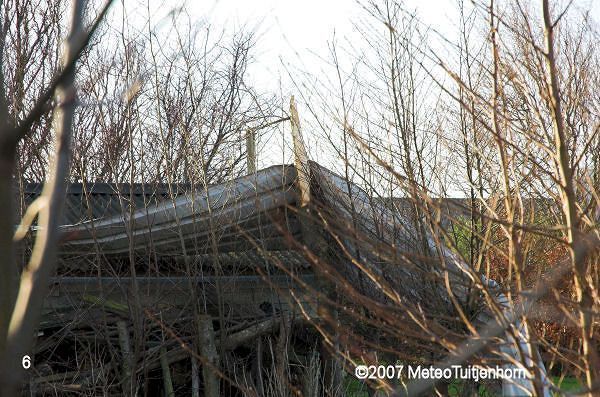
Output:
(118, 0), (599, 92)
(119, 0), (461, 93)
(111, 0), (600, 187)
(113, 0), (480, 170)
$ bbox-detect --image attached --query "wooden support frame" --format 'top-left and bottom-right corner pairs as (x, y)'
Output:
(288, 95), (343, 396)
(289, 96), (311, 207)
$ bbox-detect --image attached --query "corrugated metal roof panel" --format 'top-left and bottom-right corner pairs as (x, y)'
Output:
(22, 182), (184, 225)
(59, 165), (298, 254)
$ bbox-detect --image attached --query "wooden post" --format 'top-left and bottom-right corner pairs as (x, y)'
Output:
(253, 337), (265, 397)
(160, 346), (175, 397)
(191, 355), (200, 397)
(116, 320), (132, 395)
(246, 128), (256, 174)
(289, 96), (342, 396)
(198, 315), (220, 397)
(289, 96), (311, 207)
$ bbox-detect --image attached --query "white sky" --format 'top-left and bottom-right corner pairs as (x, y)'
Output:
(112, 0), (600, 189)
(121, 0), (459, 93)
(122, 0), (599, 91)
(115, 0), (472, 170)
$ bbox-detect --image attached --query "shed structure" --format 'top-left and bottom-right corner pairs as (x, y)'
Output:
(24, 103), (550, 395)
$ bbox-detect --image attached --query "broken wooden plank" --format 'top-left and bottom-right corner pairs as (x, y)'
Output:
(83, 294), (128, 315)
(290, 96), (311, 207)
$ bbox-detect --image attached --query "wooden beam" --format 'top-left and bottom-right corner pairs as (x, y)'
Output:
(246, 116), (290, 176)
(223, 315), (294, 350)
(117, 320), (132, 395)
(289, 96), (311, 207)
(138, 316), (306, 374)
(160, 346), (175, 397)
(191, 355), (200, 397)
(289, 96), (342, 395)
(198, 315), (220, 397)
(43, 275), (317, 324)
(246, 129), (256, 174)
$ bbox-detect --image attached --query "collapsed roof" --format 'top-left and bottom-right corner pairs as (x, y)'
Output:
(24, 160), (549, 395)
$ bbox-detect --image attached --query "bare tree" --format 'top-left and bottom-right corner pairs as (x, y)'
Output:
(0, 0), (113, 393)
(282, 0), (600, 395)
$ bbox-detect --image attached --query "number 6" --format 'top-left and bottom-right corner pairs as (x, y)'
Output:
(22, 355), (31, 369)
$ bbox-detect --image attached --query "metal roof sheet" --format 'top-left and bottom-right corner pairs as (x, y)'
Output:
(59, 165), (298, 254)
(21, 182), (185, 225)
